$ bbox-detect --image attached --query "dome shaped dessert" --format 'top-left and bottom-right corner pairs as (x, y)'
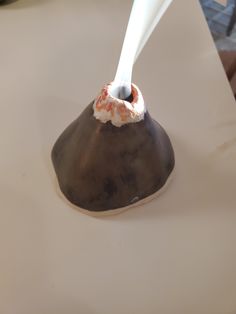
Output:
(51, 82), (175, 215)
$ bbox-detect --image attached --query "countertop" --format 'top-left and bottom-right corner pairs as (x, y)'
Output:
(0, 1), (236, 313)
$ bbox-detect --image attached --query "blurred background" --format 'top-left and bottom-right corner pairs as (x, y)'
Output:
(200, 0), (236, 50)
(200, 0), (236, 97)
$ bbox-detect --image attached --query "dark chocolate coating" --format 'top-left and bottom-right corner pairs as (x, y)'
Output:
(51, 101), (175, 212)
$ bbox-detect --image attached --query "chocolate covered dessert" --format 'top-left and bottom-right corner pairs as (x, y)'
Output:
(52, 82), (174, 215)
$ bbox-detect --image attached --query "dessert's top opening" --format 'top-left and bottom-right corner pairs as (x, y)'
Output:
(110, 84), (133, 102)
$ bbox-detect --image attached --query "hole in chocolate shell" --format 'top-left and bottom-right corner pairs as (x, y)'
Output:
(110, 83), (133, 101)
(124, 92), (134, 103)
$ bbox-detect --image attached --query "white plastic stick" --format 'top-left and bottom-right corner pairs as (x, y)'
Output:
(113, 0), (173, 100)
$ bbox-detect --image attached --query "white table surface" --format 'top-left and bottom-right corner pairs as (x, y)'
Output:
(1, 1), (236, 313)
